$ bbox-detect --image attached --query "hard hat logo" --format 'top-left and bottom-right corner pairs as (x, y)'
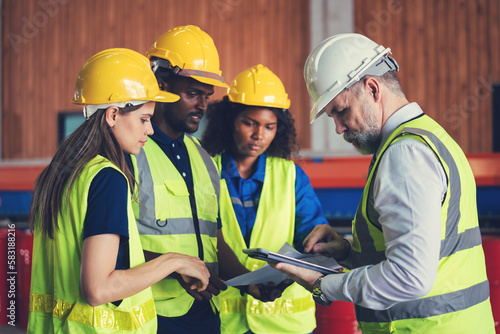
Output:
(304, 33), (399, 123)
(146, 25), (228, 88)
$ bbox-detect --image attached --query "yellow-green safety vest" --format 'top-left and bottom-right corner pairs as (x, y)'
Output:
(132, 135), (220, 317)
(28, 155), (156, 333)
(351, 114), (495, 333)
(215, 155), (316, 334)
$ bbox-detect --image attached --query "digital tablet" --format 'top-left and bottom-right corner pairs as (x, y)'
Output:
(243, 248), (341, 275)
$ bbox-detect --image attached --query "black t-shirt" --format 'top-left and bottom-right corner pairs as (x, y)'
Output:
(83, 167), (130, 307)
(83, 167), (130, 270)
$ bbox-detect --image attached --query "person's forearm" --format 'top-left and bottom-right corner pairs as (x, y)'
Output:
(143, 233), (247, 279)
(81, 235), (209, 307)
(82, 252), (195, 306)
(216, 229), (249, 280)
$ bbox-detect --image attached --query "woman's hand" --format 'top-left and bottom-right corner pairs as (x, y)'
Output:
(171, 263), (227, 301)
(80, 234), (216, 307)
(165, 252), (212, 291)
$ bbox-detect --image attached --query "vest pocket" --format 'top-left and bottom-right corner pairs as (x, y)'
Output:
(197, 192), (218, 221)
(155, 180), (190, 218)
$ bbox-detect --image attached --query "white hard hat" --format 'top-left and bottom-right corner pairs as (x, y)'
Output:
(304, 33), (399, 123)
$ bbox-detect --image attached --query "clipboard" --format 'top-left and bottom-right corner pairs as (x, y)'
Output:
(243, 248), (341, 275)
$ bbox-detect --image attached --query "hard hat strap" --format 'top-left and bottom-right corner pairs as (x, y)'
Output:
(151, 57), (181, 75)
(151, 57), (224, 83)
(364, 55), (399, 76)
(178, 68), (225, 82)
(83, 100), (148, 119)
(344, 55), (399, 90)
(345, 55), (399, 91)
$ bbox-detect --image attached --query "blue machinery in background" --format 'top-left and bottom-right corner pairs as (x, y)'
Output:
(1, 179), (499, 233)
(314, 186), (500, 233)
(1, 155), (500, 232)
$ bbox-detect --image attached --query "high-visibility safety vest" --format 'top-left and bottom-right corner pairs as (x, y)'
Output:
(215, 155), (316, 334)
(351, 114), (495, 333)
(132, 135), (220, 317)
(28, 155), (156, 334)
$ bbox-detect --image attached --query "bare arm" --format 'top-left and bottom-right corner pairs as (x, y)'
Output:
(144, 247), (227, 302)
(217, 229), (251, 280)
(140, 230), (248, 281)
(80, 234), (210, 307)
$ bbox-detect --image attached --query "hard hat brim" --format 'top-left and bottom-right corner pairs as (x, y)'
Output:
(310, 89), (339, 124)
(228, 94), (290, 109)
(152, 91), (180, 103)
(191, 74), (229, 88)
(71, 91), (180, 105)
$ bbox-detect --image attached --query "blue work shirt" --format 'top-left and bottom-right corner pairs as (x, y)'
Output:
(220, 152), (328, 252)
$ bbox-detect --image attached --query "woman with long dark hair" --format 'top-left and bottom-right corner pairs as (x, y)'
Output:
(28, 48), (211, 333)
(202, 65), (329, 334)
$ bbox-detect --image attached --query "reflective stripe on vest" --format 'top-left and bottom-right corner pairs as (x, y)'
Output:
(352, 125), (483, 265)
(356, 280), (489, 322)
(30, 293), (156, 331)
(132, 135), (219, 317)
(351, 115), (493, 331)
(220, 295), (315, 314)
(216, 155), (316, 334)
(28, 156), (156, 333)
(134, 135), (219, 238)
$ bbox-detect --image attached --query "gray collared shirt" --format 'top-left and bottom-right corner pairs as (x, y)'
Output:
(323, 102), (447, 310)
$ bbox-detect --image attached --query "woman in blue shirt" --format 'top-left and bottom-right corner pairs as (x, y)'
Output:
(201, 65), (329, 334)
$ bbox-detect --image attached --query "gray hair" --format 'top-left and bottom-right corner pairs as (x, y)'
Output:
(347, 71), (405, 98)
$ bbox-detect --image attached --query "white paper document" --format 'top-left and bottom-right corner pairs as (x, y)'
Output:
(224, 242), (342, 287)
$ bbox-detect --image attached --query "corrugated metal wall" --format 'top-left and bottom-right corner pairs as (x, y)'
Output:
(1, 0), (311, 159)
(354, 0), (500, 153)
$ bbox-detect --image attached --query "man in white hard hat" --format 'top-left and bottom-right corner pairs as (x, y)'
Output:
(271, 33), (495, 333)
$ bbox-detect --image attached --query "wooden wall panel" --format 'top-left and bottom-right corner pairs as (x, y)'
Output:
(354, 0), (500, 153)
(4, 0), (498, 159)
(1, 0), (310, 159)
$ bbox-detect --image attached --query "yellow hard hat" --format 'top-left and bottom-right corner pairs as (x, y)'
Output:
(146, 25), (228, 88)
(227, 64), (290, 109)
(72, 48), (179, 106)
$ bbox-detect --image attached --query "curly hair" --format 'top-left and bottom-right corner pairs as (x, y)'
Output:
(201, 96), (298, 159)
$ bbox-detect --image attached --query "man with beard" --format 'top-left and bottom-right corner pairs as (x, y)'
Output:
(270, 33), (495, 333)
(129, 26), (277, 334)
